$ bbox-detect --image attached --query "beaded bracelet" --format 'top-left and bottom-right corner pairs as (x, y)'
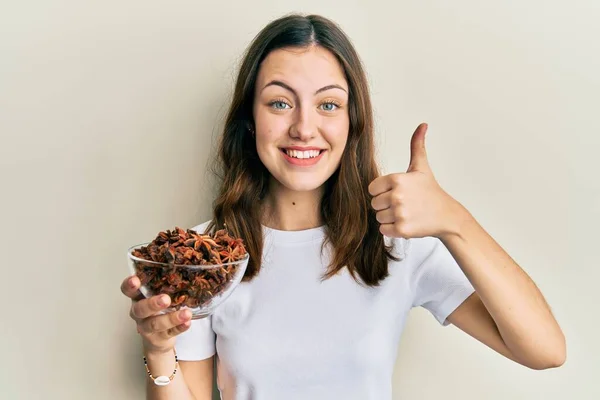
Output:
(143, 351), (179, 386)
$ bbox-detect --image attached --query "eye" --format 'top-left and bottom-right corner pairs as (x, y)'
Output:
(269, 100), (291, 110)
(320, 101), (340, 112)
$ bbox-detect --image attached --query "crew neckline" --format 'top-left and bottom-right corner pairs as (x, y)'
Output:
(262, 224), (326, 243)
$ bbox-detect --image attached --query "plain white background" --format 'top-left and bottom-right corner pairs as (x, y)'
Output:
(1, 1), (598, 399)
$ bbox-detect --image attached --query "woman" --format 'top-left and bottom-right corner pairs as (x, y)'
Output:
(120, 13), (566, 400)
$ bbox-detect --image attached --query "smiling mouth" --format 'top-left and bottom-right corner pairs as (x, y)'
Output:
(280, 149), (325, 159)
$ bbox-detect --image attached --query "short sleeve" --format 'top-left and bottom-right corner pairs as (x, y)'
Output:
(174, 315), (216, 361)
(410, 237), (475, 326)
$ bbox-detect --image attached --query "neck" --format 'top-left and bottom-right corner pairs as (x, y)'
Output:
(261, 179), (324, 231)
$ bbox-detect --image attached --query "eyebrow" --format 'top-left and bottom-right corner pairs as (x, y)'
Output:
(261, 80), (348, 96)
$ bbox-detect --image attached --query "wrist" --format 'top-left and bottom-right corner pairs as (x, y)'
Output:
(143, 348), (179, 386)
(439, 200), (472, 242)
(144, 347), (175, 361)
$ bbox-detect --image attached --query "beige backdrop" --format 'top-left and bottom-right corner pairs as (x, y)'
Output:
(1, 1), (598, 399)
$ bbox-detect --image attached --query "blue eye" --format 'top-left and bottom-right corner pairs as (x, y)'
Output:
(320, 102), (338, 111)
(271, 101), (290, 110)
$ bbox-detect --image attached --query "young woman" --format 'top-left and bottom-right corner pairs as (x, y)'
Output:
(120, 13), (566, 400)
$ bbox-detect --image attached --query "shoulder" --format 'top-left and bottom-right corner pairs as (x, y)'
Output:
(385, 235), (445, 269)
(405, 236), (442, 261)
(382, 236), (408, 259)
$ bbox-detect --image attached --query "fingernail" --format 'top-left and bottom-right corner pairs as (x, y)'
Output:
(129, 277), (137, 288)
(180, 310), (191, 321)
(158, 295), (169, 307)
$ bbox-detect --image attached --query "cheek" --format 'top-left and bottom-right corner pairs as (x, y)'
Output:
(254, 127), (282, 167)
(323, 118), (350, 150)
(255, 114), (289, 145)
(255, 129), (279, 153)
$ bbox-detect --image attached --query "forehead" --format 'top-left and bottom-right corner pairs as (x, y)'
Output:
(256, 46), (348, 91)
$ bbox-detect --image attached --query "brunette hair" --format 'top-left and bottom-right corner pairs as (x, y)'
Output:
(206, 13), (399, 286)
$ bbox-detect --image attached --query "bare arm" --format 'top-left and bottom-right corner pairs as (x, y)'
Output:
(120, 275), (215, 399)
(179, 358), (215, 400)
(443, 206), (566, 370)
(144, 353), (214, 400)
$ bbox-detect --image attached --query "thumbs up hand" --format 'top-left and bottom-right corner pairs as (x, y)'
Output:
(368, 123), (466, 240)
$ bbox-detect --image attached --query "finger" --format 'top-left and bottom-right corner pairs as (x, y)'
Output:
(379, 222), (414, 238)
(368, 175), (393, 197)
(407, 123), (430, 173)
(139, 308), (192, 335)
(121, 275), (142, 299)
(371, 191), (393, 211)
(379, 223), (402, 238)
(164, 320), (193, 338)
(375, 208), (396, 224)
(131, 294), (171, 320)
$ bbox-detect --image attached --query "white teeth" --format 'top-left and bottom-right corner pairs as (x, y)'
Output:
(285, 149), (320, 159)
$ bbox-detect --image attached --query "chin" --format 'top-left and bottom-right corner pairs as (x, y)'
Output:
(272, 174), (329, 193)
(283, 180), (326, 193)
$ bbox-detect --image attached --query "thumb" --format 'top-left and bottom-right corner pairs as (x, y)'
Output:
(407, 123), (430, 173)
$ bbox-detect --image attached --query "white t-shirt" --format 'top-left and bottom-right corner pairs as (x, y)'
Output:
(175, 221), (475, 400)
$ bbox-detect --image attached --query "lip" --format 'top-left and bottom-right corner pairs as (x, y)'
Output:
(280, 148), (326, 167)
(281, 146), (324, 151)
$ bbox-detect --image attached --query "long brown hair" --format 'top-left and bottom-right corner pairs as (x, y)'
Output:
(206, 13), (399, 286)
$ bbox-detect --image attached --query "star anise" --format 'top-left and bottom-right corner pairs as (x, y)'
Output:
(131, 225), (248, 311)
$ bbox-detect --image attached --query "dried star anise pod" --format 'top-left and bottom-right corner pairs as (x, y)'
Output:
(131, 226), (247, 311)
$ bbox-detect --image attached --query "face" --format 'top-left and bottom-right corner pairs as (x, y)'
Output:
(252, 45), (350, 193)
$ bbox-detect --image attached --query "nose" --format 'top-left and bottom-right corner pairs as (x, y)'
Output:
(289, 105), (316, 141)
